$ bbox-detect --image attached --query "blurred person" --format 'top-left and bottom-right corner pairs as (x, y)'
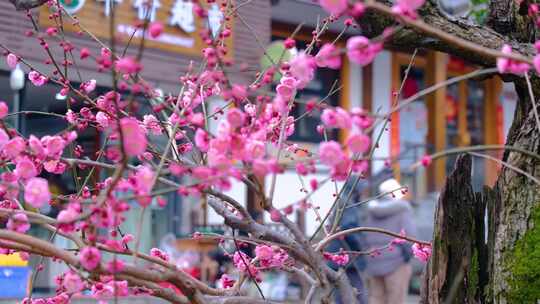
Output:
(326, 205), (368, 304)
(364, 178), (416, 304)
(327, 172), (410, 304)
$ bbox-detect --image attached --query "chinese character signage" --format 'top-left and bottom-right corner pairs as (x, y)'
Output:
(39, 0), (233, 58)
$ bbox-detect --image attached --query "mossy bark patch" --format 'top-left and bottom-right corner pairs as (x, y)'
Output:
(506, 205), (540, 303)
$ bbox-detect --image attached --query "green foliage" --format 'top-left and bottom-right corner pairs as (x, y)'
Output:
(469, 0), (488, 24)
(506, 205), (540, 303)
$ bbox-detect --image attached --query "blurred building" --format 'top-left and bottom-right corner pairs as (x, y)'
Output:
(0, 0), (271, 293)
(0, 0), (520, 298)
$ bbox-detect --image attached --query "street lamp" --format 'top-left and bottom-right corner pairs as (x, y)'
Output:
(9, 64), (25, 131)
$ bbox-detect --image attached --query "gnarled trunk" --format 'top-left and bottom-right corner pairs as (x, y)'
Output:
(420, 155), (490, 304)
(489, 80), (540, 303)
(354, 1), (540, 302)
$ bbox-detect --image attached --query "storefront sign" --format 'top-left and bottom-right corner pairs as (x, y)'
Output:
(39, 0), (233, 58)
(0, 267), (31, 298)
(0, 253), (30, 299)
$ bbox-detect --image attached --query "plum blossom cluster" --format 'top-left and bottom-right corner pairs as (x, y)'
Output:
(412, 243), (432, 262)
(319, 0), (426, 19)
(318, 106), (372, 180)
(228, 244), (290, 283)
(323, 251), (350, 266)
(0, 101), (77, 227)
(0, 0), (439, 302)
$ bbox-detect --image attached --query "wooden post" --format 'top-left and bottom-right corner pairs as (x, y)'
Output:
(339, 56), (351, 143)
(426, 51), (448, 191)
(484, 77), (502, 186)
(246, 174), (265, 223)
(362, 63), (373, 196)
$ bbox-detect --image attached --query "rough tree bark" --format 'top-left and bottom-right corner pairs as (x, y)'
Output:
(421, 155), (489, 304)
(423, 155), (478, 304)
(355, 1), (540, 303)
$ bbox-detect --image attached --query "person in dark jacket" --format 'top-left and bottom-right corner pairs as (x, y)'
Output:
(364, 178), (416, 304)
(326, 205), (367, 304)
(327, 173), (409, 304)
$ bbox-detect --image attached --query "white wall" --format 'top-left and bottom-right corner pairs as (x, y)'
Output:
(371, 51), (393, 175)
(349, 61), (363, 108)
(265, 171), (344, 236)
(501, 82), (518, 140)
(207, 178), (247, 224)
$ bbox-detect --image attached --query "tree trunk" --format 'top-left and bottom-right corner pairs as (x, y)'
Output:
(354, 1), (540, 302)
(489, 80), (540, 303)
(420, 78), (540, 304)
(420, 155), (490, 304)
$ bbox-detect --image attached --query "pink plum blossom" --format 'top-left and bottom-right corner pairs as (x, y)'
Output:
(28, 135), (46, 158)
(534, 54), (540, 74)
(319, 141), (346, 166)
(392, 0), (425, 18)
(220, 274), (236, 289)
(195, 129), (210, 152)
(80, 48), (91, 60)
(0, 101), (7, 119)
(319, 0), (348, 16)
(133, 165), (154, 195)
(351, 2), (366, 17)
(80, 79), (96, 93)
(150, 248), (169, 261)
(346, 36), (382, 66)
(497, 45), (530, 74)
(255, 245), (288, 268)
(412, 243), (432, 262)
(421, 155), (432, 167)
(115, 57), (141, 74)
(289, 53), (316, 89)
(28, 71), (47, 86)
(323, 252), (349, 266)
(231, 84), (247, 102)
(335, 107), (352, 129)
(232, 253), (260, 281)
(284, 38), (295, 49)
(41, 135), (66, 157)
(120, 117), (147, 156)
(143, 114), (162, 135)
(270, 208), (282, 222)
(24, 178), (51, 208)
(254, 245), (273, 261)
(149, 22), (164, 38)
(6, 53), (18, 69)
(346, 133), (371, 154)
(80, 246), (101, 270)
(391, 229), (408, 245)
(276, 82), (295, 100)
(315, 44), (342, 69)
(321, 109), (337, 128)
(6, 212), (30, 233)
(57, 208), (78, 233)
(4, 137), (26, 159)
(96, 111), (111, 129)
(63, 271), (84, 293)
(226, 108), (246, 128)
(14, 158), (38, 179)
(0, 129), (11, 150)
(44, 160), (66, 174)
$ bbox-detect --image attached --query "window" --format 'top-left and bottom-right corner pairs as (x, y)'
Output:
(271, 35), (340, 143)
